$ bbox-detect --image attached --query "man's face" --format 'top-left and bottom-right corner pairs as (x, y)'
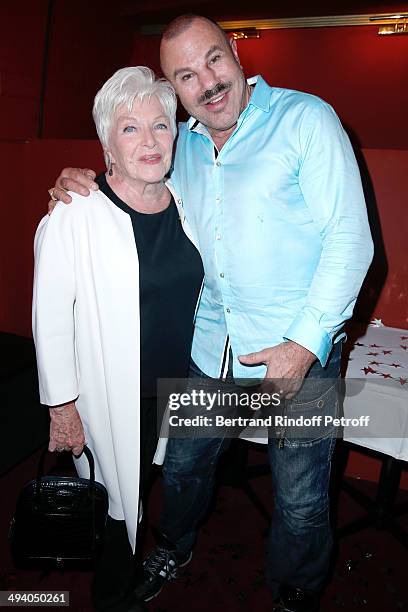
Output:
(160, 19), (248, 137)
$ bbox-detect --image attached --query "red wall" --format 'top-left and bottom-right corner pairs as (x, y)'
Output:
(41, 1), (135, 139)
(0, 0), (48, 139)
(357, 150), (408, 328)
(235, 26), (408, 150)
(0, 140), (103, 338)
(0, 0), (135, 141)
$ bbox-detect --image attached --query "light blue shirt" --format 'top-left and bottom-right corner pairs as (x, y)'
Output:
(171, 76), (374, 379)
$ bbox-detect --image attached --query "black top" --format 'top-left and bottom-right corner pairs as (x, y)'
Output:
(96, 173), (203, 397)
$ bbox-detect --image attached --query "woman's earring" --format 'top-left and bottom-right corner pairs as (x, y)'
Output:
(108, 157), (113, 176)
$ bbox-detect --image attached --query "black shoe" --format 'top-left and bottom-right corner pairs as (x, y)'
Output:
(133, 531), (192, 602)
(273, 585), (320, 612)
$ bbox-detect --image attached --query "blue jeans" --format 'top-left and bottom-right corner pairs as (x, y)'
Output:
(159, 343), (341, 596)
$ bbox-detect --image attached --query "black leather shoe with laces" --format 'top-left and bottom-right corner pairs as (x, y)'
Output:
(133, 530), (192, 602)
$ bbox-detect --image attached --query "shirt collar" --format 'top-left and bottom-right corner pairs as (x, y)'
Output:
(247, 75), (270, 112)
(187, 74), (270, 133)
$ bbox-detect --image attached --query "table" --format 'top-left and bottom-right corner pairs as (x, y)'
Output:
(340, 323), (408, 546)
(342, 324), (408, 460)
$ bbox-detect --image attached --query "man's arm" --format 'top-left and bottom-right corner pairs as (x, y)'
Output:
(240, 99), (373, 397)
(48, 168), (98, 210)
(282, 100), (373, 364)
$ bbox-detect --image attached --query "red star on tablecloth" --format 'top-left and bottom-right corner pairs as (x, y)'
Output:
(401, 345), (408, 351)
(382, 350), (392, 355)
(369, 361), (383, 366)
(369, 344), (383, 348)
(362, 366), (377, 375)
(389, 363), (402, 368)
(379, 372), (393, 379)
(399, 377), (407, 385)
(355, 342), (364, 346)
(401, 336), (408, 341)
(367, 351), (380, 356)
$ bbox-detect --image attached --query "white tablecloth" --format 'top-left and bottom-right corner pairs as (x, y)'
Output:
(242, 325), (408, 457)
(343, 324), (408, 461)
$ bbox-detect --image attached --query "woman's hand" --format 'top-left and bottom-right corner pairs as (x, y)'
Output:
(48, 401), (85, 456)
(48, 168), (98, 213)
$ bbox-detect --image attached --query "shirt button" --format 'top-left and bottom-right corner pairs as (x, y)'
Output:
(216, 161), (221, 167)
(216, 234), (221, 240)
(220, 272), (224, 278)
(226, 307), (231, 313)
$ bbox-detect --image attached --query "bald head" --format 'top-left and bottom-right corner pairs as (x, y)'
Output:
(161, 14), (228, 44)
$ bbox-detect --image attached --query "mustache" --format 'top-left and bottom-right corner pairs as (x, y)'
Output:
(198, 82), (232, 105)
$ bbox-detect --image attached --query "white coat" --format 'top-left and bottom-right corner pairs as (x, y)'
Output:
(32, 181), (197, 552)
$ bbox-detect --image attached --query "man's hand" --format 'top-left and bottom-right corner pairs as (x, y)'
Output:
(48, 401), (86, 456)
(239, 341), (317, 399)
(48, 167), (98, 213)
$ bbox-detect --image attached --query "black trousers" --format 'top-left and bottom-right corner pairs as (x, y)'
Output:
(92, 397), (158, 611)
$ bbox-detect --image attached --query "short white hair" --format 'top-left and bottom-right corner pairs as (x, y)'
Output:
(92, 66), (177, 158)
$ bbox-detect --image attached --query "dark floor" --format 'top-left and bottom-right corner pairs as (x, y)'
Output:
(1, 443), (407, 612)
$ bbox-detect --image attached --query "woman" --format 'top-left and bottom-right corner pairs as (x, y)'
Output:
(33, 67), (203, 612)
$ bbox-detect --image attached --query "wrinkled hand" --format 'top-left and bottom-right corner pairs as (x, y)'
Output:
(48, 167), (98, 214)
(239, 341), (316, 399)
(49, 401), (85, 456)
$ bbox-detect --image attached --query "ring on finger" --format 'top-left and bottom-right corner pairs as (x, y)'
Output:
(48, 187), (58, 202)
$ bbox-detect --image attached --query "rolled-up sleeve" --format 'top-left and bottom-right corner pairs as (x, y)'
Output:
(32, 204), (79, 405)
(284, 101), (374, 365)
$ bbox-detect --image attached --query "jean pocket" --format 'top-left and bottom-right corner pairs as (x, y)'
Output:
(282, 381), (340, 446)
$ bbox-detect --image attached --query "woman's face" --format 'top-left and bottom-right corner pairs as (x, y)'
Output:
(107, 96), (174, 186)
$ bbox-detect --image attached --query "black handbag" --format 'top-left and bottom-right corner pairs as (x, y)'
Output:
(10, 445), (108, 567)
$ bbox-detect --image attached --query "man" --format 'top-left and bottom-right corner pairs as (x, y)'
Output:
(50, 15), (373, 611)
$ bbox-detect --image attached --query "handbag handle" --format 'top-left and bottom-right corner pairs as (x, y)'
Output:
(36, 445), (96, 485)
